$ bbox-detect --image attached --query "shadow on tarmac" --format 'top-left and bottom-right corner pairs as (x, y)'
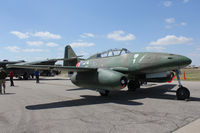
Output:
(26, 96), (143, 110)
(25, 84), (200, 110)
(0, 93), (16, 95)
(67, 88), (88, 91)
(13, 78), (69, 81)
(26, 84), (196, 110)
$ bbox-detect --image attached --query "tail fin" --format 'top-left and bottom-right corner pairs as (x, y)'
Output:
(63, 45), (79, 66)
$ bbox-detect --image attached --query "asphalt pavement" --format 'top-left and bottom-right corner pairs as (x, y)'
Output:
(0, 76), (200, 133)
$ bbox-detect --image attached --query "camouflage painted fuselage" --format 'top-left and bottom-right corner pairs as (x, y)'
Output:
(71, 52), (191, 90)
(78, 52), (191, 74)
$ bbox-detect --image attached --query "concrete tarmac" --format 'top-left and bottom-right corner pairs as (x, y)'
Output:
(0, 77), (200, 133)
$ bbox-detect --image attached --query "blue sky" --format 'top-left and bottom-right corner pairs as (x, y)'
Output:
(0, 0), (200, 65)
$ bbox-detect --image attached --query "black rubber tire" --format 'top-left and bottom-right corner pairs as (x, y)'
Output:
(176, 86), (190, 100)
(128, 80), (140, 91)
(23, 72), (29, 80)
(99, 90), (110, 96)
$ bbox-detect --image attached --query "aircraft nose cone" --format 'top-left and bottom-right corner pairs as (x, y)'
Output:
(162, 54), (192, 69)
(184, 56), (192, 65)
(177, 55), (192, 66)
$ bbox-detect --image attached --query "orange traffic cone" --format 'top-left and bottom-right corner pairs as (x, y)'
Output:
(183, 71), (186, 80)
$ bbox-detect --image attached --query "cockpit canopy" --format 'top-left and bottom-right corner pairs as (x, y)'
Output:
(88, 48), (130, 59)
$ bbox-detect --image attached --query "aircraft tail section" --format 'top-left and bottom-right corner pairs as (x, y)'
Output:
(63, 45), (79, 66)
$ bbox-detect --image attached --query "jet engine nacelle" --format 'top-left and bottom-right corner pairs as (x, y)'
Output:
(145, 71), (174, 82)
(71, 69), (127, 91)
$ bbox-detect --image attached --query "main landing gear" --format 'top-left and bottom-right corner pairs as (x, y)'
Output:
(128, 80), (140, 91)
(99, 90), (110, 96)
(175, 70), (190, 100)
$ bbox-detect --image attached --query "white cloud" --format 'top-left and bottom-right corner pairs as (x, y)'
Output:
(196, 48), (200, 51)
(107, 30), (135, 41)
(46, 42), (59, 47)
(183, 0), (189, 3)
(165, 18), (187, 28)
(23, 49), (44, 52)
(165, 18), (175, 24)
(163, 1), (172, 7)
(69, 42), (95, 48)
(80, 33), (95, 38)
(180, 22), (187, 26)
(26, 41), (43, 46)
(10, 31), (61, 40)
(146, 46), (166, 51)
(4, 45), (48, 53)
(5, 46), (20, 52)
(33, 32), (61, 39)
(10, 31), (29, 39)
(150, 35), (193, 45)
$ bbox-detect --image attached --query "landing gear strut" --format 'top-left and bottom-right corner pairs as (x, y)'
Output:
(175, 70), (190, 100)
(128, 80), (140, 91)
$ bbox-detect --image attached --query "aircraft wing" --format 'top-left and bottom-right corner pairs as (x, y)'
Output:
(43, 56), (84, 62)
(7, 64), (97, 72)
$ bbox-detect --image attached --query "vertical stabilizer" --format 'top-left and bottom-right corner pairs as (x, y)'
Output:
(63, 45), (79, 66)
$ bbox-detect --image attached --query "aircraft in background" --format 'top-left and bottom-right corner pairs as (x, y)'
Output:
(0, 60), (25, 69)
(0, 59), (33, 79)
(1, 58), (67, 79)
(8, 45), (192, 100)
(12, 58), (65, 79)
(3, 46), (83, 79)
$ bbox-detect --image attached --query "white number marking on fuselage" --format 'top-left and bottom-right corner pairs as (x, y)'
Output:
(139, 55), (145, 63)
(133, 54), (139, 64)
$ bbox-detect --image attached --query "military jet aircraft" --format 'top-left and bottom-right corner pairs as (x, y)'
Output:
(1, 58), (65, 79)
(2, 46), (74, 79)
(0, 59), (32, 79)
(8, 45), (192, 100)
(0, 60), (25, 69)
(13, 58), (64, 78)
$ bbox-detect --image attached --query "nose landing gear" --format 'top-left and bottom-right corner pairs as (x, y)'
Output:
(175, 70), (190, 100)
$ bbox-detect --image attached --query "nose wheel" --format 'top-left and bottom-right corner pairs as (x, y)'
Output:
(176, 86), (190, 100)
(175, 70), (190, 100)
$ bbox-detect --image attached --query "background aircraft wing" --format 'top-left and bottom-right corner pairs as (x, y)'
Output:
(41, 56), (84, 62)
(14, 57), (83, 65)
(7, 64), (97, 72)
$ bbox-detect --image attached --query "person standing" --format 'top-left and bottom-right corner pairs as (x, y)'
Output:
(0, 68), (7, 94)
(9, 71), (14, 86)
(34, 70), (40, 83)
